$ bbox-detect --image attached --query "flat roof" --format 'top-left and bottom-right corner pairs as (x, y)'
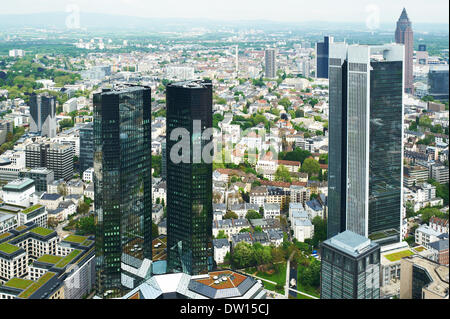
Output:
(326, 230), (377, 257)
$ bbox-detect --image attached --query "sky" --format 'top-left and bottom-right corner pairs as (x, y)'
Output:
(1, 0), (449, 24)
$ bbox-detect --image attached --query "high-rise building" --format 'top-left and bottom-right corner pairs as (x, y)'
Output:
(395, 8), (414, 94)
(166, 80), (213, 276)
(93, 85), (152, 298)
(161, 139), (167, 179)
(29, 94), (57, 138)
(25, 143), (74, 181)
(265, 49), (276, 79)
(79, 122), (94, 173)
(428, 65), (449, 102)
(320, 230), (381, 299)
(316, 36), (334, 79)
(327, 43), (404, 246)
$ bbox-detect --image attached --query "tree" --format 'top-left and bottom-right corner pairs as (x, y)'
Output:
(216, 230), (228, 239)
(232, 242), (255, 268)
(152, 222), (159, 239)
(59, 119), (74, 129)
(275, 165), (292, 183)
(224, 211), (238, 219)
(301, 158), (321, 176)
(311, 216), (327, 247)
(76, 216), (95, 235)
(245, 210), (262, 220)
(279, 148), (312, 165)
(77, 202), (90, 215)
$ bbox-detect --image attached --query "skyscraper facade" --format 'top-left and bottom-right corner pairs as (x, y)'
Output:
(327, 43), (404, 246)
(428, 65), (449, 102)
(395, 8), (414, 94)
(316, 36), (334, 79)
(93, 85), (152, 298)
(79, 122), (94, 173)
(166, 80), (213, 276)
(29, 93), (57, 138)
(321, 230), (380, 299)
(265, 49), (276, 79)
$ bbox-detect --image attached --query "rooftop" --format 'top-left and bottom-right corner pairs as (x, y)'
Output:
(3, 278), (34, 290)
(3, 178), (34, 191)
(326, 230), (378, 257)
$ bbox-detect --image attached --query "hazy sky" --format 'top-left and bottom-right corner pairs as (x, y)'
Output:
(1, 0), (449, 24)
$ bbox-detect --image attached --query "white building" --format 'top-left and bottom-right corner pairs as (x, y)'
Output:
(415, 225), (442, 248)
(2, 178), (35, 207)
(82, 167), (94, 183)
(213, 238), (230, 265)
(263, 203), (281, 219)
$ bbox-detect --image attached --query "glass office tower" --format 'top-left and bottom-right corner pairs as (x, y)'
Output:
(327, 44), (404, 246)
(79, 122), (94, 173)
(316, 36), (334, 79)
(93, 85), (152, 298)
(166, 80), (213, 276)
(321, 231), (380, 299)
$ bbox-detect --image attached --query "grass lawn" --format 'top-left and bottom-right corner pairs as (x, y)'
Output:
(384, 250), (414, 262)
(54, 249), (82, 268)
(4, 278), (34, 290)
(289, 294), (314, 300)
(256, 263), (287, 286)
(297, 265), (320, 298)
(37, 254), (63, 264)
(0, 242), (20, 254)
(262, 281), (285, 295)
(29, 227), (54, 237)
(63, 234), (88, 244)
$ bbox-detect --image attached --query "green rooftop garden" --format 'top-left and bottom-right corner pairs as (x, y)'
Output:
(18, 272), (56, 299)
(37, 254), (63, 264)
(414, 246), (426, 252)
(80, 239), (94, 247)
(14, 225), (28, 232)
(63, 234), (88, 244)
(0, 232), (12, 240)
(0, 242), (21, 254)
(54, 249), (82, 268)
(21, 204), (43, 215)
(29, 227), (54, 237)
(384, 250), (414, 262)
(3, 278), (34, 290)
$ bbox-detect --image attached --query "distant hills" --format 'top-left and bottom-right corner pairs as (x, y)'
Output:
(0, 12), (448, 33)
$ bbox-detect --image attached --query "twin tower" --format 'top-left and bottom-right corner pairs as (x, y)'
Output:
(93, 81), (213, 298)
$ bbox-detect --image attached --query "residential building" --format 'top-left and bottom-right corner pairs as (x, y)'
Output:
(415, 225), (442, 248)
(212, 239), (230, 265)
(265, 49), (276, 79)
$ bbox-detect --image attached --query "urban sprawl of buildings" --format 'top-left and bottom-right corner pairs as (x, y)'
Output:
(0, 8), (448, 300)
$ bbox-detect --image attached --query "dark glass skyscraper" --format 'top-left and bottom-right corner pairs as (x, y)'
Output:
(321, 231), (380, 299)
(428, 65), (449, 102)
(395, 8), (414, 94)
(93, 85), (152, 298)
(166, 80), (213, 276)
(327, 43), (404, 246)
(79, 122), (94, 173)
(316, 36), (334, 79)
